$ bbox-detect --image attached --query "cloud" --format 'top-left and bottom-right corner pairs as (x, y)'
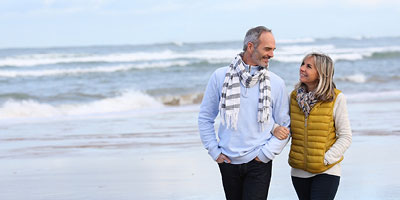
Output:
(0, 0), (190, 17)
(131, 3), (184, 15)
(0, 0), (114, 17)
(42, 0), (55, 6)
(346, 0), (400, 6)
(3, 0), (398, 18)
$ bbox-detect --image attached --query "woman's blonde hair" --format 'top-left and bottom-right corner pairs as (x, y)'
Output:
(295, 52), (336, 101)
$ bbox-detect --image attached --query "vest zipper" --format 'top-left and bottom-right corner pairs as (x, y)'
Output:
(304, 117), (308, 170)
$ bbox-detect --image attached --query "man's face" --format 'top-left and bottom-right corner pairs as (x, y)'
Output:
(249, 32), (276, 68)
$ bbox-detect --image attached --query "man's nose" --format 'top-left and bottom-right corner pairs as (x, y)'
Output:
(268, 50), (274, 58)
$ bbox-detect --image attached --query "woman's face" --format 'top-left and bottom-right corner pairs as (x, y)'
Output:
(300, 56), (319, 90)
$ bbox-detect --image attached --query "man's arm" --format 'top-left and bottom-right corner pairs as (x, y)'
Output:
(198, 71), (222, 160)
(258, 81), (290, 162)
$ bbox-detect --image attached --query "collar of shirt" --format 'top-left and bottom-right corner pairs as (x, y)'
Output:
(243, 62), (260, 75)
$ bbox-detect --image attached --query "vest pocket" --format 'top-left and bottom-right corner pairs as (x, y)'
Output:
(323, 146), (329, 166)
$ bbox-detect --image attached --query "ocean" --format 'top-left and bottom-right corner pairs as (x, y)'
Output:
(1, 36), (400, 157)
(1, 36), (400, 199)
(1, 36), (400, 148)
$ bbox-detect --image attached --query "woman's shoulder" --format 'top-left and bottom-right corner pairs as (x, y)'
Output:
(334, 92), (348, 111)
(336, 91), (346, 101)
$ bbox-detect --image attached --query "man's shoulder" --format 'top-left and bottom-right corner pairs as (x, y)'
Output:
(214, 66), (229, 75)
(269, 71), (285, 85)
(211, 66), (229, 80)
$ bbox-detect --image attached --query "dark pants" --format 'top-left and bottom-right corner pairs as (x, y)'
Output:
(292, 174), (340, 200)
(218, 159), (272, 200)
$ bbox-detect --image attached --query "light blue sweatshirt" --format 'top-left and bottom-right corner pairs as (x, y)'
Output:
(198, 65), (290, 164)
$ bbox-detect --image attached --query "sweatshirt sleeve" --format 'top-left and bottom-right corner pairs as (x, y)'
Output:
(258, 80), (291, 162)
(198, 71), (222, 160)
(324, 93), (352, 165)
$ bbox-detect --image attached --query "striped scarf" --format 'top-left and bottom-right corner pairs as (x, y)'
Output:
(296, 86), (318, 118)
(219, 54), (271, 131)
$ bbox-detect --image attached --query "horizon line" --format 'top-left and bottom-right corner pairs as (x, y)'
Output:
(1, 35), (400, 50)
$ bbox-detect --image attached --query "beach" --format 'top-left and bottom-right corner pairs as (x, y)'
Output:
(1, 117), (400, 199)
(1, 104), (400, 200)
(1, 36), (400, 199)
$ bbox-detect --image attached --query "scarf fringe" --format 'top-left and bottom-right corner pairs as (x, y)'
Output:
(220, 109), (239, 130)
(258, 108), (269, 132)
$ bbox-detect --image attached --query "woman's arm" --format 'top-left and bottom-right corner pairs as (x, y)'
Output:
(324, 93), (352, 165)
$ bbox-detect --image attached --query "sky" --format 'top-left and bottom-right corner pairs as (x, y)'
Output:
(0, 0), (399, 48)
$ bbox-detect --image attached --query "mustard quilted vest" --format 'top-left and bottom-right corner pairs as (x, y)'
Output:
(289, 88), (343, 173)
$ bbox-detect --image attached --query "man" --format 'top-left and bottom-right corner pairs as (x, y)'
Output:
(198, 26), (290, 200)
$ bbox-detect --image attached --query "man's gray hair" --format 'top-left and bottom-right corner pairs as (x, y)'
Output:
(243, 26), (272, 51)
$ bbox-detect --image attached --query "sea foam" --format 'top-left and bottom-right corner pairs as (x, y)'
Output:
(336, 73), (367, 83)
(0, 91), (163, 119)
(2, 45), (400, 69)
(0, 49), (238, 67)
(346, 90), (400, 103)
(277, 38), (315, 44)
(0, 61), (191, 77)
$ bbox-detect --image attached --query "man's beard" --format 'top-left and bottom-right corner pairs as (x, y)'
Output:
(251, 49), (269, 68)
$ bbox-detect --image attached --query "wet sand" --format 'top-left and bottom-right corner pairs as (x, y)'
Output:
(1, 134), (399, 200)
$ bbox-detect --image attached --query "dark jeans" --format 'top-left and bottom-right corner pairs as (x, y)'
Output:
(292, 174), (340, 200)
(218, 159), (272, 200)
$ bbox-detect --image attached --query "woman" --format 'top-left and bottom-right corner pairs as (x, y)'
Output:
(275, 52), (352, 200)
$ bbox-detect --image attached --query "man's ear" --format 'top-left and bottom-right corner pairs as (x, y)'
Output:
(247, 42), (254, 53)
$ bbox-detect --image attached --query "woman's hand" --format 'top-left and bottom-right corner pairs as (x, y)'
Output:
(273, 126), (290, 140)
